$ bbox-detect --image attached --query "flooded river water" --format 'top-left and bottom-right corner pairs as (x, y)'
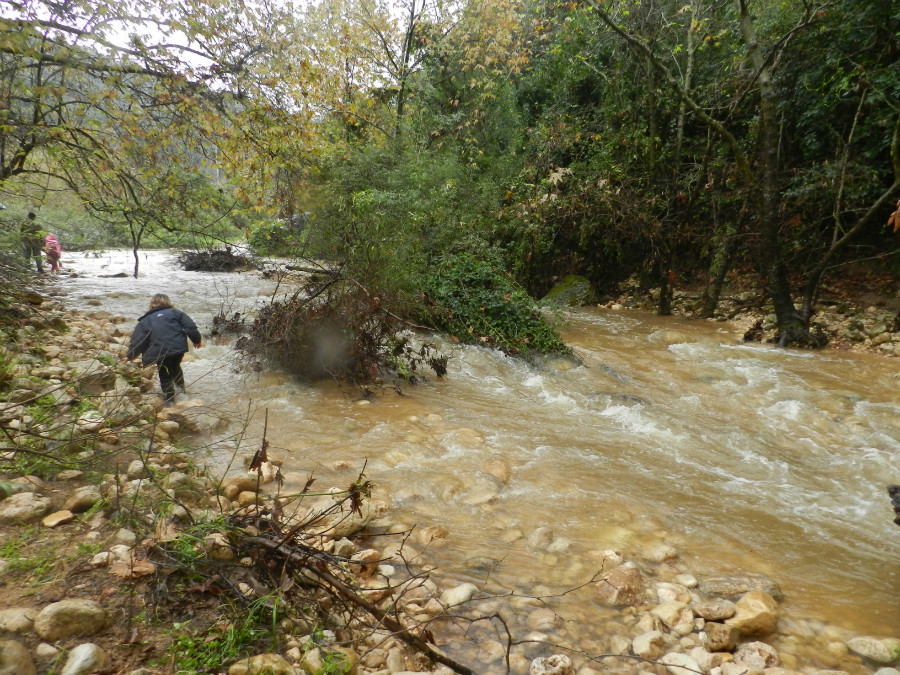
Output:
(57, 250), (900, 672)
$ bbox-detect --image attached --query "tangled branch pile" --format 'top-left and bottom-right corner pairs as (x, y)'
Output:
(177, 248), (256, 272)
(889, 485), (900, 526)
(237, 276), (447, 385)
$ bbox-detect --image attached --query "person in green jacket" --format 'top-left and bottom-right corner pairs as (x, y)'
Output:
(19, 212), (43, 273)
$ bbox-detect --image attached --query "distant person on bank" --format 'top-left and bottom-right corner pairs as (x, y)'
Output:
(124, 294), (202, 405)
(44, 234), (62, 273)
(19, 211), (44, 273)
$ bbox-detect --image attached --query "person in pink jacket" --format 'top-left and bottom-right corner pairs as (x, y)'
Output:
(44, 234), (62, 273)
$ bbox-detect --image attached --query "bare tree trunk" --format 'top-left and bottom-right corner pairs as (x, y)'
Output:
(394, 0), (423, 138)
(130, 223), (145, 278)
(700, 220), (737, 318)
(736, 0), (804, 346)
(658, 257), (674, 316)
(673, 9), (696, 167)
(659, 13), (697, 317)
(647, 57), (658, 172)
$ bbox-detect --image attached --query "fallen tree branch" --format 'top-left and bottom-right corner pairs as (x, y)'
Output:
(243, 535), (477, 675)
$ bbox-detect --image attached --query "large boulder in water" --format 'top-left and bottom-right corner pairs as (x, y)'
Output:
(725, 590), (779, 637)
(541, 275), (595, 307)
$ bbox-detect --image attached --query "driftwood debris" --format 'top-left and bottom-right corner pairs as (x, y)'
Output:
(243, 535), (477, 675)
(142, 415), (476, 674)
(144, 477), (478, 675)
(177, 248), (255, 272)
(237, 275), (447, 383)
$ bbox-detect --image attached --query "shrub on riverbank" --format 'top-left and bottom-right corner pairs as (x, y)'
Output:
(238, 249), (571, 383)
(247, 215), (310, 256)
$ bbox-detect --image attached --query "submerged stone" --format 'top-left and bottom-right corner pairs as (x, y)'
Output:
(848, 637), (900, 665)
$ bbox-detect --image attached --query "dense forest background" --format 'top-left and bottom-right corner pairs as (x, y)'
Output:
(0, 0), (898, 347)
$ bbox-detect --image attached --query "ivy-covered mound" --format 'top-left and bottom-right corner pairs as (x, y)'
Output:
(419, 252), (572, 360)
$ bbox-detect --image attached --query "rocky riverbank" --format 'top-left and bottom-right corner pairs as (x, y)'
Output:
(602, 275), (900, 356)
(1, 281), (899, 675)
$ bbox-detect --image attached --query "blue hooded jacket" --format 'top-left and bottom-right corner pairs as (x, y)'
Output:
(127, 307), (201, 364)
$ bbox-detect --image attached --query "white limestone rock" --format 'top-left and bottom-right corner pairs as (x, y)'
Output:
(440, 583), (478, 607)
(848, 637), (900, 665)
(59, 643), (109, 675)
(530, 654), (573, 675)
(0, 639), (36, 675)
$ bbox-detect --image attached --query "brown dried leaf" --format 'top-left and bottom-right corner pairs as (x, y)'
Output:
(131, 559), (157, 577)
(98, 587), (118, 603)
(154, 520), (178, 542)
(185, 575), (223, 595)
(109, 561), (132, 579)
(110, 559), (157, 579)
(249, 444), (268, 472)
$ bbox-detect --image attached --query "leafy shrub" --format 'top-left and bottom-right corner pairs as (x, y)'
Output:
(248, 216), (309, 256)
(420, 251), (571, 358)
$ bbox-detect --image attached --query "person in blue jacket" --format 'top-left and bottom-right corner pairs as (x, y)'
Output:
(125, 293), (202, 405)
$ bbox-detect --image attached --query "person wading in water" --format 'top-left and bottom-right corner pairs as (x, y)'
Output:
(124, 294), (202, 406)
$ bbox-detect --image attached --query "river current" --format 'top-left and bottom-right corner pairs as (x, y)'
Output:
(56, 250), (900, 670)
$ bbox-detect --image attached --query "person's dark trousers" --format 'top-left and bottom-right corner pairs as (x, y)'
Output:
(24, 244), (43, 272)
(157, 353), (185, 403)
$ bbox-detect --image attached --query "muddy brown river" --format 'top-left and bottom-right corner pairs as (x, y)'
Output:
(58, 250), (900, 672)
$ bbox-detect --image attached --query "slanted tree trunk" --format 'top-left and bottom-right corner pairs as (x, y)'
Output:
(656, 5), (697, 317)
